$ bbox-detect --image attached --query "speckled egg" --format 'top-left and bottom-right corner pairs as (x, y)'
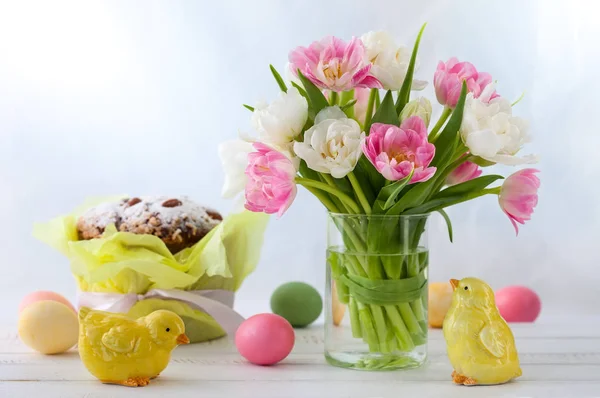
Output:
(19, 291), (76, 314)
(18, 300), (79, 354)
(496, 285), (542, 322)
(270, 282), (322, 327)
(235, 313), (295, 365)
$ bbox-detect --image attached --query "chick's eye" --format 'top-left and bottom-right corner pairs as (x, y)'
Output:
(464, 286), (469, 291)
(166, 328), (170, 332)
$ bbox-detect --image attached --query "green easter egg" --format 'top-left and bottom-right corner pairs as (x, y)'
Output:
(270, 282), (323, 328)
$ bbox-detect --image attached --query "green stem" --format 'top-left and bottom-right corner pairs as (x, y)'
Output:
(398, 303), (422, 335)
(428, 107), (452, 143)
(349, 297), (362, 338)
(296, 178), (361, 213)
(303, 185), (339, 213)
(363, 88), (377, 131)
(357, 302), (380, 351)
(385, 305), (415, 351)
(340, 89), (355, 106)
(307, 187), (367, 278)
(370, 305), (390, 353)
(340, 89), (355, 118)
(406, 253), (426, 330)
(329, 91), (339, 106)
(347, 172), (372, 215)
(319, 174), (352, 214)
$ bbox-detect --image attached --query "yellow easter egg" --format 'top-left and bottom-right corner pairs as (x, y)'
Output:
(428, 282), (454, 328)
(18, 300), (78, 354)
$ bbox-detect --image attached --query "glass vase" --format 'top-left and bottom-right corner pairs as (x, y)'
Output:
(325, 213), (429, 371)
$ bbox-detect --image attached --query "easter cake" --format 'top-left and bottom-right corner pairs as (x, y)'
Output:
(77, 196), (222, 253)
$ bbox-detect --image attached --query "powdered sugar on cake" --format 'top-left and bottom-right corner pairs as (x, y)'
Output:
(79, 201), (125, 230)
(121, 196), (219, 229)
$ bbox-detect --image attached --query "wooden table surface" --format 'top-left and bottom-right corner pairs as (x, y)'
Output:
(1, 322), (599, 397)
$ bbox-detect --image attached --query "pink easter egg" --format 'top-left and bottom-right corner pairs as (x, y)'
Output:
(19, 291), (76, 314)
(496, 286), (541, 322)
(235, 313), (295, 365)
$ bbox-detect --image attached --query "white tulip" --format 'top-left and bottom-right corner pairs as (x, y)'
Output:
(250, 87), (308, 147)
(293, 107), (364, 178)
(218, 139), (253, 199)
(460, 92), (537, 166)
(361, 31), (427, 91)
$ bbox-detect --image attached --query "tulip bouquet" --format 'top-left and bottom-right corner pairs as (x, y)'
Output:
(220, 24), (540, 367)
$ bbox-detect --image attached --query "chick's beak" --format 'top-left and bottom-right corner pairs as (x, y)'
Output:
(176, 334), (190, 345)
(450, 279), (459, 290)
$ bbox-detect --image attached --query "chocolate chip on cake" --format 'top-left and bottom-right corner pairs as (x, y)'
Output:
(76, 196), (222, 253)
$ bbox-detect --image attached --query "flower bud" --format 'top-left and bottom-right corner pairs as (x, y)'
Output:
(399, 97), (432, 127)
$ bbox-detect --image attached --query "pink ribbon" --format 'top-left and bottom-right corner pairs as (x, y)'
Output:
(77, 289), (244, 336)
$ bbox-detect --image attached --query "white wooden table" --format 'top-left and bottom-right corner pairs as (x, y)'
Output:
(1, 323), (599, 397)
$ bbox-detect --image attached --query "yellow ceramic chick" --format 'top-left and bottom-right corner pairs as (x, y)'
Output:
(443, 277), (522, 386)
(78, 307), (189, 387)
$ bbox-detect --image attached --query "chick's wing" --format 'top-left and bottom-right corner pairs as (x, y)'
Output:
(101, 324), (140, 354)
(479, 323), (507, 358)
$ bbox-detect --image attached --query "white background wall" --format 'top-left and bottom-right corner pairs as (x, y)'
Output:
(0, 0), (598, 325)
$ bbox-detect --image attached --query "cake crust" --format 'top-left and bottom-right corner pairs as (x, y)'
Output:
(77, 196), (222, 253)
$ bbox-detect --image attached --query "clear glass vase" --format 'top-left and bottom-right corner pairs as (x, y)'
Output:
(325, 213), (429, 371)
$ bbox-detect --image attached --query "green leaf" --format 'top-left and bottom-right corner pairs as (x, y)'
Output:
(395, 23), (427, 113)
(373, 171), (413, 213)
(297, 69), (329, 114)
(437, 209), (453, 243)
(340, 99), (357, 111)
(356, 156), (385, 200)
(403, 177), (502, 215)
(290, 82), (315, 123)
(291, 82), (308, 99)
(243, 104), (254, 112)
(299, 159), (320, 180)
(471, 156), (496, 167)
(386, 181), (435, 215)
(403, 195), (463, 215)
(269, 64), (287, 92)
(431, 81), (468, 169)
(369, 90), (399, 131)
(434, 175), (504, 200)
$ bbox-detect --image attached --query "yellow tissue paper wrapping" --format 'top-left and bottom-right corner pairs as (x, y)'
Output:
(33, 199), (269, 343)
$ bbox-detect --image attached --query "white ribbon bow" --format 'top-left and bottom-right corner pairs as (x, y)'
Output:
(77, 289), (244, 336)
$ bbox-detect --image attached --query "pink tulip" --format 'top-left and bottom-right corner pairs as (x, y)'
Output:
(362, 116), (436, 183)
(353, 87), (373, 125)
(499, 169), (540, 235)
(446, 161), (482, 186)
(433, 57), (499, 107)
(289, 36), (382, 92)
(244, 143), (297, 217)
